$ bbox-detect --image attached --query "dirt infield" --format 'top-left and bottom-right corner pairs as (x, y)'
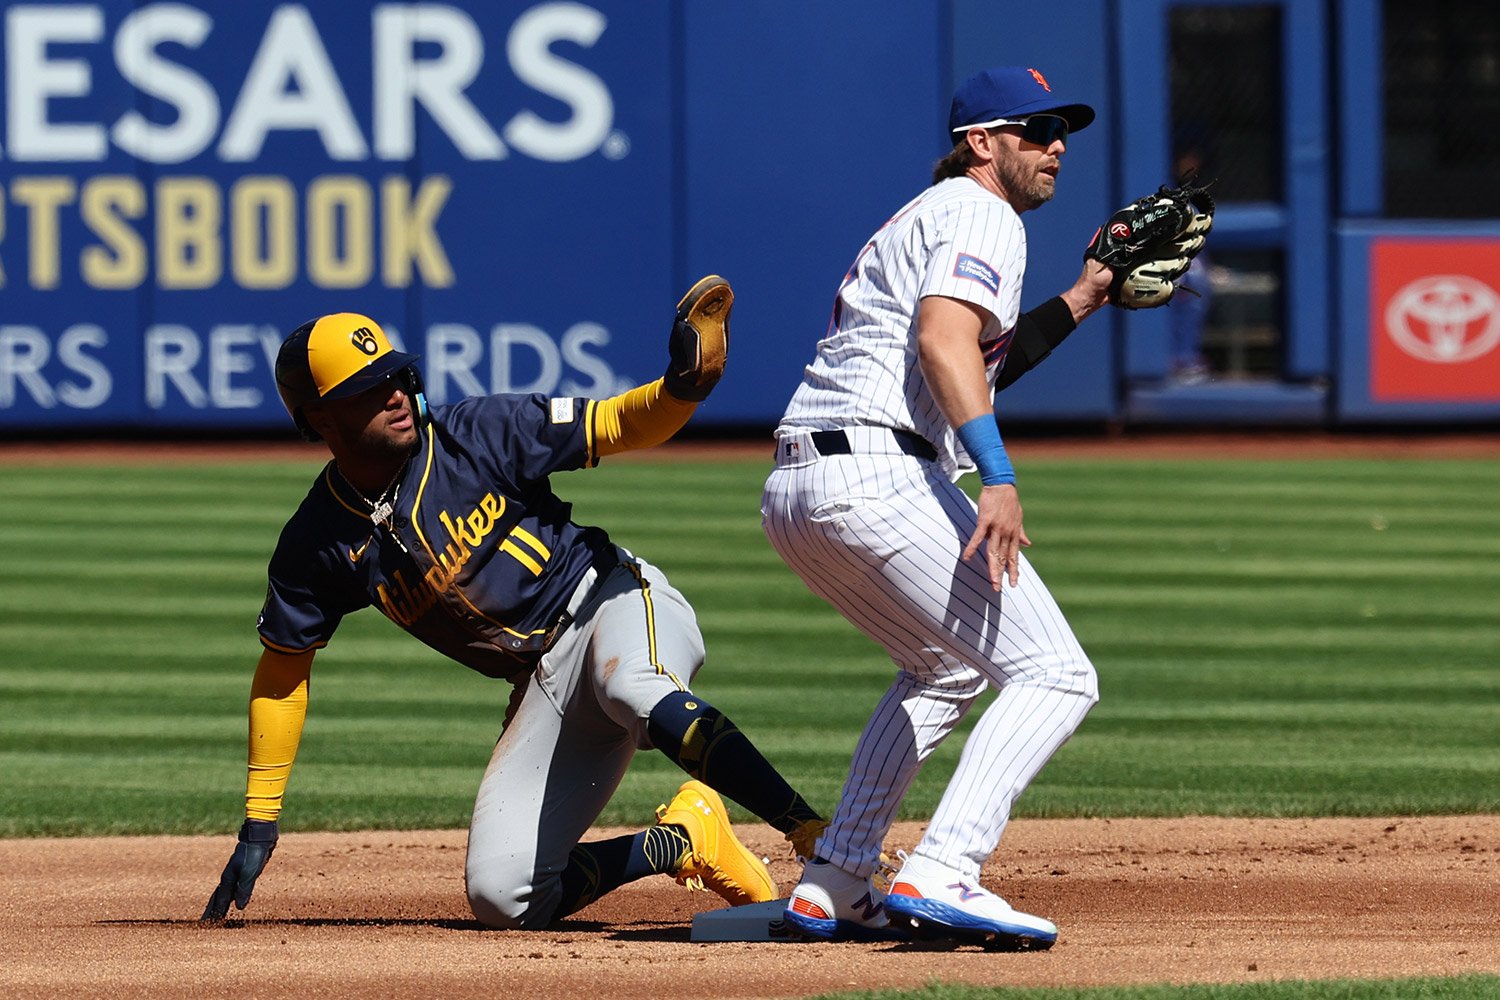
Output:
(3, 816), (1496, 999)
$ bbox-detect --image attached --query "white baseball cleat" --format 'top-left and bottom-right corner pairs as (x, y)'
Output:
(882, 852), (1058, 950)
(784, 859), (909, 942)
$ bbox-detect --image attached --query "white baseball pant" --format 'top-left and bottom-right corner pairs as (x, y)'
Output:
(762, 428), (1099, 881)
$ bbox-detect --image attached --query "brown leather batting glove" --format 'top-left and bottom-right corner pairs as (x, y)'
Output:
(664, 275), (733, 401)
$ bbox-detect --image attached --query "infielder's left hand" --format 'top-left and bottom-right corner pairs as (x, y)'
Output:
(200, 819), (279, 922)
(965, 484), (1031, 590)
(1084, 180), (1215, 309)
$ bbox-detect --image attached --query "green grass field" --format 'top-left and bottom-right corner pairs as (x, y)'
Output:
(2, 450), (1496, 999)
(1, 453), (1496, 838)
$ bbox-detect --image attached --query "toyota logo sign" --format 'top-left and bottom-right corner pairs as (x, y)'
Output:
(1383, 275), (1500, 364)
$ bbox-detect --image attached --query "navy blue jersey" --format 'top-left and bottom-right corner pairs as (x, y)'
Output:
(257, 393), (618, 680)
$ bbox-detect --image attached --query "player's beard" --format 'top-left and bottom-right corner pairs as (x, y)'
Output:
(362, 429), (415, 463)
(330, 398), (418, 469)
(995, 155), (1056, 213)
(358, 411), (418, 462)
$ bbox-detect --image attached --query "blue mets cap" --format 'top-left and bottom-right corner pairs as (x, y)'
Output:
(948, 67), (1096, 141)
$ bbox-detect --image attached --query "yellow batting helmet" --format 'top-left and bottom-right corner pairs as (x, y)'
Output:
(275, 313), (422, 441)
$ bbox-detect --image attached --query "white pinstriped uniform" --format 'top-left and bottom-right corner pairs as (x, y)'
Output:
(761, 176), (1099, 882)
(778, 177), (1025, 479)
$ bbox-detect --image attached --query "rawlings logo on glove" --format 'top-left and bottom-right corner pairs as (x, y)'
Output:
(1085, 180), (1215, 309)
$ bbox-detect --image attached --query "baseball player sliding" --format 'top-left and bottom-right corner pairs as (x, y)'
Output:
(762, 67), (1212, 946)
(201, 279), (831, 929)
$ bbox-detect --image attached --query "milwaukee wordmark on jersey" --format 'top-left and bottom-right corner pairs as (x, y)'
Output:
(258, 393), (617, 679)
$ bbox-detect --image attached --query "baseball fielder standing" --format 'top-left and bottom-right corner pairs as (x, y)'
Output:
(763, 67), (1212, 946)
(201, 278), (829, 929)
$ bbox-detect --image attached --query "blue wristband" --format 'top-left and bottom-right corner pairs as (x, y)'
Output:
(955, 415), (1016, 486)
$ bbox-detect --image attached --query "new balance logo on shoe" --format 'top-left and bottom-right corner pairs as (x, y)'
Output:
(851, 891), (884, 923)
(948, 881), (984, 902)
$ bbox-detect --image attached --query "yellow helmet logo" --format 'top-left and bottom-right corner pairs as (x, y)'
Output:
(350, 326), (381, 356)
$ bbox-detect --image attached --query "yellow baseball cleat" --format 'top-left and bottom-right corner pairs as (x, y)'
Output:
(656, 780), (775, 906)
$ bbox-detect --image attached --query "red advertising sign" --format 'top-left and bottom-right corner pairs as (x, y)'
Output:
(1371, 240), (1500, 401)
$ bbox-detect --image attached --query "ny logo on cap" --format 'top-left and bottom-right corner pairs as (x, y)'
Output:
(1028, 68), (1051, 92)
(350, 327), (380, 355)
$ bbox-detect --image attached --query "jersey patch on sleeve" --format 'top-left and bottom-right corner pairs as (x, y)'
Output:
(549, 397), (575, 424)
(953, 253), (1001, 294)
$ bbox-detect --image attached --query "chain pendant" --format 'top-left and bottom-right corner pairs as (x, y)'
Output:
(371, 500), (394, 528)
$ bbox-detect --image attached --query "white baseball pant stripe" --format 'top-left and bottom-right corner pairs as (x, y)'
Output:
(762, 430), (1098, 881)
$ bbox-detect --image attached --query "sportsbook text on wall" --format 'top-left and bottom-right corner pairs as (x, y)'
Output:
(1, 3), (614, 292)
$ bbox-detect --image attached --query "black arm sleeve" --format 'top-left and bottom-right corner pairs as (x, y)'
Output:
(995, 296), (1078, 392)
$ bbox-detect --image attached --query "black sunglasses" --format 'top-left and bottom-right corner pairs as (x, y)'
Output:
(1008, 114), (1070, 147)
(967, 114), (1069, 147)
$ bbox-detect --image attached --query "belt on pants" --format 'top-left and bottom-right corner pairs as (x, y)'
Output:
(779, 427), (937, 462)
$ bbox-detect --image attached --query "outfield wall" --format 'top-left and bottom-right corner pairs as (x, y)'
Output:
(1, 0), (1496, 432)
